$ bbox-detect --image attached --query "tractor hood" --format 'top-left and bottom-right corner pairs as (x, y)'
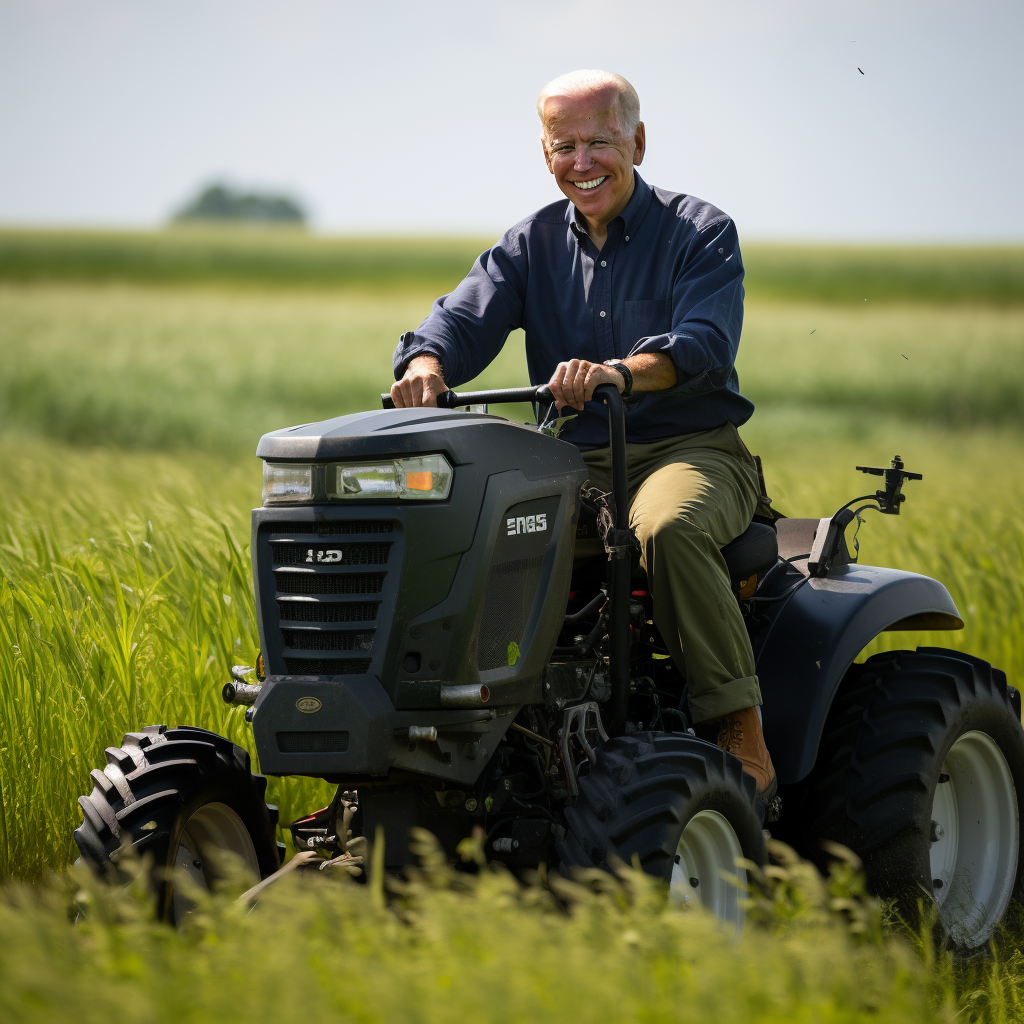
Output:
(256, 408), (581, 474)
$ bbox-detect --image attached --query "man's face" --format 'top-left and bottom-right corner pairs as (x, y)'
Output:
(541, 87), (645, 228)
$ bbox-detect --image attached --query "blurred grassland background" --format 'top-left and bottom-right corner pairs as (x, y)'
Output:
(0, 229), (1023, 1023)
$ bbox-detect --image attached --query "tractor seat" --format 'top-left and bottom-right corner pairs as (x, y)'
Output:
(719, 521), (778, 589)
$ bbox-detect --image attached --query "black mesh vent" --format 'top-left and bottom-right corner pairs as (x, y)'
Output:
(478, 555), (545, 670)
(277, 731), (350, 753)
(263, 516), (395, 677)
(268, 521), (395, 535)
(281, 629), (374, 652)
(276, 572), (385, 595)
(277, 601), (379, 623)
(272, 542), (391, 565)
(284, 657), (371, 675)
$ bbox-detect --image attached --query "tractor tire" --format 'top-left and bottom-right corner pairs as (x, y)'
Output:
(556, 732), (767, 929)
(74, 724), (281, 923)
(785, 648), (1024, 952)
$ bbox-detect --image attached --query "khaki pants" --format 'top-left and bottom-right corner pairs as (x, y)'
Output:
(581, 423), (762, 723)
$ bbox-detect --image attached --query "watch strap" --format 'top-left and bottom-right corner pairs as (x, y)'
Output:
(603, 359), (633, 398)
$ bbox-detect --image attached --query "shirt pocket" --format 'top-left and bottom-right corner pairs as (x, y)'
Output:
(621, 298), (672, 354)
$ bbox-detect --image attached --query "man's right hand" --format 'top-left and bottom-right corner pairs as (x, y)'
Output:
(390, 355), (447, 408)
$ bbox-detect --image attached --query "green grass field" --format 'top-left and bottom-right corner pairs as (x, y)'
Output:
(3, 228), (1023, 303)
(1, 233), (1023, 1022)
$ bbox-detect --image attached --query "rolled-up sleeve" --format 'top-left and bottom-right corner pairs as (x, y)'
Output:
(392, 230), (527, 386)
(627, 217), (744, 397)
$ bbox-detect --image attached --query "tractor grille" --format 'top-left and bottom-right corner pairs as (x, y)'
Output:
(274, 521), (394, 535)
(280, 629), (375, 652)
(276, 572), (385, 595)
(261, 519), (398, 677)
(277, 601), (378, 623)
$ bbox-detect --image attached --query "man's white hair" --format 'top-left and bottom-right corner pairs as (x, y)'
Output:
(536, 69), (641, 136)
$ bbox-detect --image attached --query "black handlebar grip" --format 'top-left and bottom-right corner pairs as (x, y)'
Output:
(381, 390), (459, 410)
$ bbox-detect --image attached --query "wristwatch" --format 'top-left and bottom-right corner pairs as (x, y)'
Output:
(603, 359), (634, 398)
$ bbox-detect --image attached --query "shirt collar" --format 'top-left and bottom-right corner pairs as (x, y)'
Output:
(567, 170), (653, 244)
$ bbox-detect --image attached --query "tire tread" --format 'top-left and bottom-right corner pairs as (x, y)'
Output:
(557, 732), (765, 880)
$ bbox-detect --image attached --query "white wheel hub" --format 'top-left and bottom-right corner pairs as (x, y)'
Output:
(172, 801), (261, 922)
(670, 809), (747, 931)
(929, 730), (1019, 947)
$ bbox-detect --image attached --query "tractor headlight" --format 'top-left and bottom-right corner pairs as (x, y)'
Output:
(330, 455), (452, 501)
(262, 455), (453, 505)
(262, 462), (313, 504)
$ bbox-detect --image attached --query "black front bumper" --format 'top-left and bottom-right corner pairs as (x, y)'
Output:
(251, 674), (394, 776)
(250, 674), (516, 784)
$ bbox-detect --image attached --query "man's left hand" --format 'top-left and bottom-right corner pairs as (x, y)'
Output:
(547, 359), (624, 411)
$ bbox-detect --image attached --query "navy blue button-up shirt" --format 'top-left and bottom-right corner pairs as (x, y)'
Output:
(392, 172), (754, 450)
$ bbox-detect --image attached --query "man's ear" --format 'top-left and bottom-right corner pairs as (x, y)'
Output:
(632, 122), (646, 166)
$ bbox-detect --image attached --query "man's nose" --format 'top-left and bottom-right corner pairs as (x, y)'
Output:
(573, 145), (594, 172)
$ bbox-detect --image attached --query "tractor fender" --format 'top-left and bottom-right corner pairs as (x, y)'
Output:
(755, 564), (963, 785)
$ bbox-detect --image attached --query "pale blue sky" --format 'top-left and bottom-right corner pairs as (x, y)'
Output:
(1, 0), (1021, 239)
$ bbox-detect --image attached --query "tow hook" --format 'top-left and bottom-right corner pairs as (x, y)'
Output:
(222, 665), (262, 707)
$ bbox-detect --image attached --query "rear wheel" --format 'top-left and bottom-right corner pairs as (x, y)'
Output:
(929, 730), (1019, 944)
(786, 648), (1024, 952)
(74, 725), (281, 923)
(556, 732), (766, 931)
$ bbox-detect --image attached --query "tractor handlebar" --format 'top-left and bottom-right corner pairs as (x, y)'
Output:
(380, 385), (554, 410)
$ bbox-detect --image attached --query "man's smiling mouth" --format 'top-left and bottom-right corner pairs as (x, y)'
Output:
(572, 176), (607, 191)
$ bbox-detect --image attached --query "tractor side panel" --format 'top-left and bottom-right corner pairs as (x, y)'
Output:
(756, 565), (962, 784)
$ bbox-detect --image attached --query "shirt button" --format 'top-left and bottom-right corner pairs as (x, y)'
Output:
(624, 235), (630, 242)
(600, 260), (607, 267)
(599, 310), (606, 318)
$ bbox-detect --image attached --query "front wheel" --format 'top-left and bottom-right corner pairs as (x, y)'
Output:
(787, 648), (1024, 952)
(556, 732), (767, 931)
(74, 725), (281, 923)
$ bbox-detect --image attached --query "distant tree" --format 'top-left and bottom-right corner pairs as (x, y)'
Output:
(172, 182), (306, 225)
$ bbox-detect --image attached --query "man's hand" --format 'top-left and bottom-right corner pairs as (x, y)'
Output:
(391, 355), (447, 408)
(547, 359), (625, 411)
(547, 353), (677, 410)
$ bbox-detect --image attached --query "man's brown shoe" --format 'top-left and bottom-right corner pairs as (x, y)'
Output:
(712, 706), (777, 799)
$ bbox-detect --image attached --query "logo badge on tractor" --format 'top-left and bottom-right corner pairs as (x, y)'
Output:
(295, 697), (322, 714)
(507, 513), (547, 537)
(306, 549), (343, 563)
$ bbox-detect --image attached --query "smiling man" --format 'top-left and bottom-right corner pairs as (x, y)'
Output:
(391, 70), (775, 803)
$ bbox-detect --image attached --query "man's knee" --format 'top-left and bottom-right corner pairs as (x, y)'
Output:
(640, 512), (729, 589)
(642, 509), (710, 554)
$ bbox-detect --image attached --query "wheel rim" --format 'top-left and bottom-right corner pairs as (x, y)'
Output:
(172, 801), (261, 922)
(929, 730), (1019, 947)
(670, 809), (747, 930)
